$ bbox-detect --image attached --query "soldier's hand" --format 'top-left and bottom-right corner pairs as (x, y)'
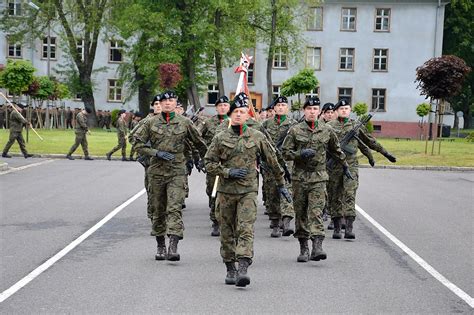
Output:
(156, 151), (175, 161)
(194, 158), (206, 173)
(383, 152), (397, 163)
(278, 186), (293, 203)
(229, 168), (248, 179)
(186, 160), (194, 175)
(343, 165), (354, 180)
(300, 148), (316, 159)
(368, 157), (375, 167)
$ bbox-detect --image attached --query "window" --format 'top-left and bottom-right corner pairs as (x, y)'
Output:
(272, 85), (281, 99)
(305, 87), (320, 99)
(108, 80), (122, 102)
(341, 8), (356, 31)
(339, 48), (354, 71)
(109, 40), (123, 63)
(7, 37), (22, 58)
(373, 49), (388, 71)
(375, 8), (390, 31)
(76, 39), (85, 61)
(373, 125), (382, 132)
(306, 47), (321, 70)
(207, 84), (219, 106)
(372, 89), (386, 111)
(42, 37), (57, 60)
(8, 0), (22, 16)
(338, 88), (352, 105)
(244, 48), (255, 85)
(307, 7), (323, 31)
(273, 47), (287, 69)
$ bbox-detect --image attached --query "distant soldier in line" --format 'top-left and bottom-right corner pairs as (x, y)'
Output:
(66, 108), (94, 160)
(0, 105), (5, 129)
(129, 112), (142, 161)
(2, 103), (33, 158)
(282, 97), (350, 263)
(104, 110), (112, 131)
(97, 110), (105, 129)
(205, 92), (291, 287)
(327, 99), (396, 239)
(106, 109), (128, 161)
(134, 90), (207, 262)
(200, 95), (230, 237)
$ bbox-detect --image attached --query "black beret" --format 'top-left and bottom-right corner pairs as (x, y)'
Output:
(303, 97), (321, 108)
(334, 99), (351, 110)
(85, 107), (92, 114)
(149, 108), (154, 113)
(135, 111), (143, 117)
(160, 90), (178, 100)
(119, 109), (126, 115)
(215, 95), (229, 106)
(322, 102), (335, 112)
(274, 96), (288, 104)
(266, 99), (275, 110)
(151, 94), (161, 104)
(229, 92), (249, 114)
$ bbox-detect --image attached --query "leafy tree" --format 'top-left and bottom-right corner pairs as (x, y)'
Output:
(353, 102), (368, 116)
(280, 68), (318, 109)
(416, 103), (431, 119)
(0, 59), (36, 100)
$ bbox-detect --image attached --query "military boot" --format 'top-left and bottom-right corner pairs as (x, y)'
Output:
(155, 236), (166, 261)
(344, 216), (356, 239)
(106, 152), (112, 161)
(24, 153), (33, 158)
(341, 217), (346, 230)
(2, 152), (12, 158)
(236, 258), (251, 287)
(211, 221), (220, 237)
(332, 217), (342, 239)
(281, 216), (294, 236)
(327, 219), (334, 230)
(269, 219), (278, 229)
(270, 219), (281, 238)
(224, 262), (237, 285)
(167, 235), (180, 261)
(66, 155), (74, 160)
(297, 238), (310, 262)
(310, 235), (327, 261)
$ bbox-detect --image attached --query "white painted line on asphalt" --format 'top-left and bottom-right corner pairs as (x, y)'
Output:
(0, 159), (56, 175)
(356, 204), (474, 308)
(0, 188), (146, 304)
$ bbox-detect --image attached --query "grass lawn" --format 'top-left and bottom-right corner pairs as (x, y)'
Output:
(0, 128), (473, 167)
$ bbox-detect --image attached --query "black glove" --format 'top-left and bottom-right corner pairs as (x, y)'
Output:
(283, 166), (292, 183)
(186, 160), (194, 175)
(383, 151), (397, 163)
(343, 164), (354, 180)
(300, 148), (316, 159)
(368, 157), (375, 167)
(278, 186), (293, 203)
(156, 151), (175, 161)
(194, 158), (206, 173)
(229, 168), (248, 179)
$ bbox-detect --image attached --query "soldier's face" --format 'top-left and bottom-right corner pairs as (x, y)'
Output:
(323, 110), (336, 121)
(337, 105), (351, 118)
(260, 111), (267, 119)
(267, 109), (275, 118)
(161, 98), (177, 113)
(274, 103), (288, 115)
(230, 108), (249, 125)
(216, 103), (230, 115)
(153, 101), (161, 114)
(304, 106), (320, 121)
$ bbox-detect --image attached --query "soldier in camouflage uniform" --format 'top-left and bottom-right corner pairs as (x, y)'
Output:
(66, 108), (93, 160)
(2, 103), (33, 158)
(129, 112), (142, 161)
(134, 90), (207, 262)
(205, 92), (292, 287)
(261, 96), (295, 237)
(200, 95), (230, 236)
(106, 109), (128, 161)
(282, 97), (351, 263)
(327, 99), (396, 239)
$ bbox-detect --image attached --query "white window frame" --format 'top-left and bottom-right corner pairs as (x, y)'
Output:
(207, 84), (219, 106)
(373, 48), (388, 71)
(307, 7), (323, 31)
(76, 39), (85, 61)
(341, 8), (357, 31)
(109, 40), (123, 63)
(339, 48), (354, 71)
(306, 47), (321, 70)
(305, 87), (320, 99)
(107, 79), (122, 102)
(244, 48), (255, 85)
(375, 8), (391, 32)
(7, 37), (22, 59)
(42, 37), (57, 60)
(272, 85), (281, 99)
(372, 88), (386, 112)
(273, 47), (288, 69)
(338, 87), (352, 105)
(8, 0), (22, 16)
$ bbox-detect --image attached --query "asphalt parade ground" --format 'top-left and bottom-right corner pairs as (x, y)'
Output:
(0, 158), (473, 313)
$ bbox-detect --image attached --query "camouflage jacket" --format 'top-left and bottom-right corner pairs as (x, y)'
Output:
(200, 115), (229, 146)
(116, 118), (128, 138)
(327, 118), (387, 167)
(75, 112), (89, 134)
(205, 126), (284, 194)
(129, 115), (153, 143)
(9, 110), (28, 133)
(133, 113), (207, 176)
(282, 121), (346, 182)
(245, 117), (262, 129)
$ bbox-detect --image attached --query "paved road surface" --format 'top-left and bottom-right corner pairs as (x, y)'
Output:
(0, 158), (472, 313)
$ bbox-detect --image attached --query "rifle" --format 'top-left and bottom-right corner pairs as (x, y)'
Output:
(190, 107), (205, 123)
(327, 114), (373, 169)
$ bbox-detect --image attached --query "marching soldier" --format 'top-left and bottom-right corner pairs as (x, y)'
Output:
(205, 92), (291, 287)
(133, 90), (207, 262)
(129, 112), (142, 161)
(66, 108), (93, 160)
(2, 103), (33, 158)
(200, 95), (230, 236)
(327, 99), (396, 239)
(261, 96), (295, 237)
(106, 109), (128, 161)
(282, 97), (351, 263)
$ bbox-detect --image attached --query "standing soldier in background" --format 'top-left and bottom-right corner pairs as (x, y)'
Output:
(2, 103), (33, 158)
(327, 99), (396, 239)
(133, 90), (207, 262)
(66, 108), (93, 160)
(129, 112), (142, 161)
(0, 105), (5, 129)
(200, 95), (230, 237)
(282, 97), (351, 263)
(261, 96), (295, 238)
(106, 109), (129, 161)
(104, 110), (112, 132)
(65, 107), (73, 129)
(205, 92), (292, 287)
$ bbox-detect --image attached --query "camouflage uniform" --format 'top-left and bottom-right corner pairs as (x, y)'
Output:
(134, 113), (207, 239)
(129, 119), (140, 160)
(204, 126), (284, 264)
(108, 117), (128, 159)
(67, 111), (90, 157)
(2, 110), (29, 156)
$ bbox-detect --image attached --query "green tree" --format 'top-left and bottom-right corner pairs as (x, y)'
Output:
(280, 68), (318, 109)
(352, 102), (373, 133)
(0, 59), (36, 101)
(416, 102), (431, 139)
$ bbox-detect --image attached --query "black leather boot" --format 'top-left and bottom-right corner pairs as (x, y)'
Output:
(211, 221), (220, 237)
(332, 217), (342, 239)
(225, 262), (237, 285)
(344, 216), (356, 239)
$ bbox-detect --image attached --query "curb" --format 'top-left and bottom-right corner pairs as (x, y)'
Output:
(0, 162), (8, 171)
(3, 153), (135, 162)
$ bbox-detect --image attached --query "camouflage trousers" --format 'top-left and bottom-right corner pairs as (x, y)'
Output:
(147, 173), (186, 239)
(293, 180), (326, 239)
(108, 136), (126, 158)
(144, 169), (153, 220)
(216, 191), (257, 264)
(264, 172), (294, 220)
(327, 165), (359, 218)
(67, 132), (89, 156)
(3, 131), (28, 155)
(206, 173), (217, 222)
